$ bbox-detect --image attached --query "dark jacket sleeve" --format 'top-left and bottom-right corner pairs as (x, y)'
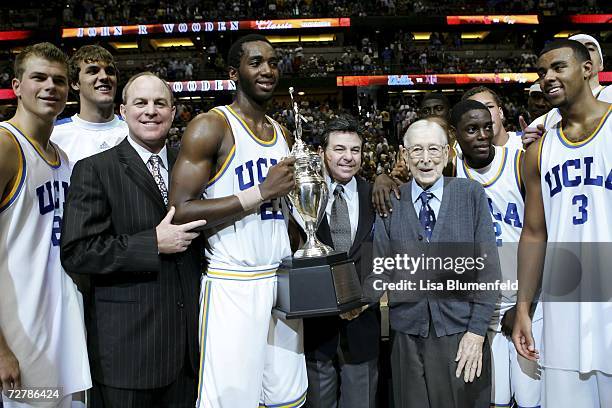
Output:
(467, 182), (501, 336)
(60, 158), (160, 275)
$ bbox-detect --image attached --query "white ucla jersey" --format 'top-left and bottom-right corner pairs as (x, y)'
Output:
(456, 145), (527, 328)
(0, 122), (91, 404)
(203, 105), (292, 280)
(538, 104), (612, 373)
(539, 105), (612, 241)
(51, 113), (127, 168)
(529, 85), (612, 131)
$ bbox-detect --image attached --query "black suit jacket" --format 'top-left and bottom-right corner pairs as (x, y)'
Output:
(60, 138), (202, 389)
(304, 176), (380, 364)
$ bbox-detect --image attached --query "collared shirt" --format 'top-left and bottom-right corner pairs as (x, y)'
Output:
(411, 176), (444, 219)
(326, 175), (359, 244)
(127, 135), (169, 188)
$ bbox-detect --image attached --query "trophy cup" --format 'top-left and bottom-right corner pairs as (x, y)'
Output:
(274, 88), (363, 319)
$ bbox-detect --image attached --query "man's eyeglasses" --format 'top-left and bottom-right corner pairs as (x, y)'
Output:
(405, 144), (448, 159)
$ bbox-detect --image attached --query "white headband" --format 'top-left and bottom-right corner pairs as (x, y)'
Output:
(569, 34), (604, 69)
(529, 83), (542, 95)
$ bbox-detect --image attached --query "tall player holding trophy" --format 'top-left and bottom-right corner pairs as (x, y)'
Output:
(169, 34), (307, 408)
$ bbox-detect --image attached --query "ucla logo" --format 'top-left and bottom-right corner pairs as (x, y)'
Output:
(544, 156), (612, 197)
(36, 180), (69, 246)
(235, 158), (283, 220)
(544, 156), (611, 225)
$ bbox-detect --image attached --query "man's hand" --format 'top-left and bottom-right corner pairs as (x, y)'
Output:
(455, 332), (485, 383)
(339, 305), (368, 321)
(372, 174), (401, 217)
(0, 345), (20, 394)
(156, 206), (207, 254)
(259, 157), (296, 201)
(512, 310), (539, 361)
(519, 115), (545, 149)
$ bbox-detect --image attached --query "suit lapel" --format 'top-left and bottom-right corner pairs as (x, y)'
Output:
(117, 138), (167, 213)
(317, 215), (334, 248)
(349, 177), (375, 255)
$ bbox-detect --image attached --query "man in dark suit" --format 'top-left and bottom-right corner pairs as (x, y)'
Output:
(304, 114), (379, 408)
(61, 72), (206, 407)
(366, 118), (500, 408)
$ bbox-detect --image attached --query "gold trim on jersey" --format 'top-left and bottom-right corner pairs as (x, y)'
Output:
(462, 147), (507, 188)
(206, 267), (277, 281)
(196, 280), (212, 407)
(537, 134), (546, 174)
(207, 145), (236, 187)
(8, 121), (60, 167)
(258, 391), (307, 408)
(0, 131), (25, 211)
(225, 105), (277, 146)
(514, 149), (523, 191)
(558, 104), (612, 147)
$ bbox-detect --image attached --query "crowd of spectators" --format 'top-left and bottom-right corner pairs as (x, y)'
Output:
(58, 0), (609, 27)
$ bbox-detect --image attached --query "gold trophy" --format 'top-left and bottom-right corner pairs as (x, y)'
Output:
(275, 88), (363, 319)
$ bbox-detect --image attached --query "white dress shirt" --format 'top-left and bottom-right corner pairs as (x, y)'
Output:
(326, 175), (360, 244)
(127, 135), (169, 188)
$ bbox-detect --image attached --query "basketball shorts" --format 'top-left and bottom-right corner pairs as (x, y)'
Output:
(196, 270), (307, 408)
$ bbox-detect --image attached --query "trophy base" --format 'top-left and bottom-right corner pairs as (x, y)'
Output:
(274, 252), (363, 319)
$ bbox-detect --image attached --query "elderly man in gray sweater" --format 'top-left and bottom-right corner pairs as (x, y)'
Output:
(366, 118), (501, 408)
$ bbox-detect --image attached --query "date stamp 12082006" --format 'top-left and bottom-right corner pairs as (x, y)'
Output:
(2, 387), (62, 403)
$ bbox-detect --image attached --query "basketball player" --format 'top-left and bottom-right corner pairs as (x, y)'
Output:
(0, 43), (90, 407)
(168, 35), (307, 407)
(512, 39), (612, 407)
(521, 34), (612, 147)
(451, 100), (541, 408)
(461, 86), (524, 151)
(51, 45), (127, 168)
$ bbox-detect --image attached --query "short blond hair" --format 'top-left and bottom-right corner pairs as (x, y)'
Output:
(14, 42), (68, 80)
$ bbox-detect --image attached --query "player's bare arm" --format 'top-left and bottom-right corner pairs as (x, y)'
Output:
(0, 132), (21, 392)
(0, 131), (19, 205)
(512, 137), (547, 361)
(170, 111), (295, 229)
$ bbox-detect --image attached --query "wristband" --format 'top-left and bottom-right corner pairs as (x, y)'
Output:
(236, 185), (264, 210)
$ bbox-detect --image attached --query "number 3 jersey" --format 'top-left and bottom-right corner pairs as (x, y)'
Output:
(539, 105), (611, 242)
(538, 104), (612, 374)
(203, 106), (292, 278)
(0, 122), (91, 400)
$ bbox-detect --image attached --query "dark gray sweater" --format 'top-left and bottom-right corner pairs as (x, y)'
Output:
(367, 177), (501, 337)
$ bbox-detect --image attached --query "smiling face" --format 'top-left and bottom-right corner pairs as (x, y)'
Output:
(454, 108), (494, 168)
(230, 40), (279, 104)
(321, 131), (363, 184)
(72, 60), (117, 107)
(537, 47), (592, 109)
(403, 122), (449, 189)
(120, 75), (175, 152)
(12, 56), (68, 120)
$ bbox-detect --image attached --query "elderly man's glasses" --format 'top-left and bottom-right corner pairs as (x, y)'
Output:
(405, 144), (447, 159)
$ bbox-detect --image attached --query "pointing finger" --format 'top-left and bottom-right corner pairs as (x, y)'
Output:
(180, 219), (207, 231)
